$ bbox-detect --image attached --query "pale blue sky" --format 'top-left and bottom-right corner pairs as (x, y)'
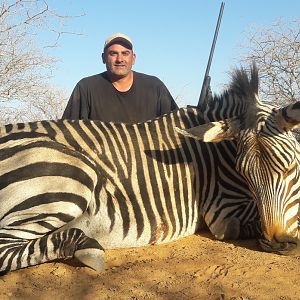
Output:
(47, 0), (300, 106)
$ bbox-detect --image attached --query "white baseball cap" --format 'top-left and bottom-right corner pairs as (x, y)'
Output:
(103, 33), (133, 51)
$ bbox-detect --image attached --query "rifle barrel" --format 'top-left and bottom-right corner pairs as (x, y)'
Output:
(198, 2), (225, 107)
(204, 2), (225, 78)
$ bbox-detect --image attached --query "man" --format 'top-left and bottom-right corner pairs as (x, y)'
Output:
(62, 33), (178, 123)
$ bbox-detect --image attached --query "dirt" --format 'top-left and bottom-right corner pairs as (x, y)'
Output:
(1, 231), (300, 300)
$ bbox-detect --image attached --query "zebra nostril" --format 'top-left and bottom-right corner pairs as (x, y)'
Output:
(273, 233), (299, 245)
(259, 234), (299, 254)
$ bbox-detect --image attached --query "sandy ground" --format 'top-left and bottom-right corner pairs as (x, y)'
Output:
(1, 231), (300, 300)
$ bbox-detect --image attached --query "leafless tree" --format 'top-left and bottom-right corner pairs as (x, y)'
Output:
(0, 0), (81, 123)
(238, 18), (300, 139)
(0, 85), (68, 124)
(238, 18), (300, 106)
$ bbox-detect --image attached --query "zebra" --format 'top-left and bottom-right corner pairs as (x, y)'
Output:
(0, 64), (299, 274)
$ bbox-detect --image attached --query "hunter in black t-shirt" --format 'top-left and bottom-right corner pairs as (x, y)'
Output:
(62, 32), (178, 123)
(62, 71), (178, 123)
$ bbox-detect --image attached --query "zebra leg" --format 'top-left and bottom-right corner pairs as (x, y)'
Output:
(210, 217), (241, 240)
(204, 194), (260, 240)
(207, 215), (262, 240)
(239, 219), (262, 239)
(0, 227), (105, 274)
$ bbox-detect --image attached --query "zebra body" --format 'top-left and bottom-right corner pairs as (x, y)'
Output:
(0, 109), (256, 246)
(1, 65), (299, 274)
(0, 107), (258, 273)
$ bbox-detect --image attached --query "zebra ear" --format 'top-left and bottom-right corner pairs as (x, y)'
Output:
(176, 117), (240, 143)
(276, 101), (300, 132)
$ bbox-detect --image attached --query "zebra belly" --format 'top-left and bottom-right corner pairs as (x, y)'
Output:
(61, 208), (198, 249)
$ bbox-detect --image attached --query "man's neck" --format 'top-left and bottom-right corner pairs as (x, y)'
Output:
(108, 71), (134, 92)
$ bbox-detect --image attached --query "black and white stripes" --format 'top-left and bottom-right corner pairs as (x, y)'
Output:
(0, 105), (259, 273)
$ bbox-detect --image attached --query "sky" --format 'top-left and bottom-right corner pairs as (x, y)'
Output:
(47, 0), (300, 107)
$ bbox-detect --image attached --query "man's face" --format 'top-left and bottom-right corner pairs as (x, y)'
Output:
(102, 43), (136, 78)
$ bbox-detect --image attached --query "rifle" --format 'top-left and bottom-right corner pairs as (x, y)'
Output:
(197, 2), (225, 108)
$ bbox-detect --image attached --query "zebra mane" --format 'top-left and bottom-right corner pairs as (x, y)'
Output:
(229, 63), (259, 104)
(204, 63), (260, 111)
(198, 63), (262, 126)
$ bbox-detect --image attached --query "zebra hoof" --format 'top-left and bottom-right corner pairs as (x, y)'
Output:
(74, 248), (106, 272)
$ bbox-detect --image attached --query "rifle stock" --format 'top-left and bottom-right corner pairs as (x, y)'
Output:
(198, 75), (211, 106)
(198, 2), (225, 108)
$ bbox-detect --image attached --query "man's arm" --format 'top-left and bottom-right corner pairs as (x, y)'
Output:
(62, 83), (89, 120)
(158, 81), (179, 116)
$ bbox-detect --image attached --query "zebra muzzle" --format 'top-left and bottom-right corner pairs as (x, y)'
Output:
(258, 234), (299, 255)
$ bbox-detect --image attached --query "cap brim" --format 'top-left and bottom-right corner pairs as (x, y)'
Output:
(104, 38), (133, 50)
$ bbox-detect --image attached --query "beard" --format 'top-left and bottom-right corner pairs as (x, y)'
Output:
(108, 64), (131, 77)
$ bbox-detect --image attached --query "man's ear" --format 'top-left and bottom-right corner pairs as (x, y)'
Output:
(101, 52), (106, 64)
(132, 52), (136, 65)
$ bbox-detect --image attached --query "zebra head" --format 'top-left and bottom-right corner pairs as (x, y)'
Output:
(177, 64), (300, 254)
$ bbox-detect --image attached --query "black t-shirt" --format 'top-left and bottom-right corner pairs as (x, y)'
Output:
(62, 71), (178, 123)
